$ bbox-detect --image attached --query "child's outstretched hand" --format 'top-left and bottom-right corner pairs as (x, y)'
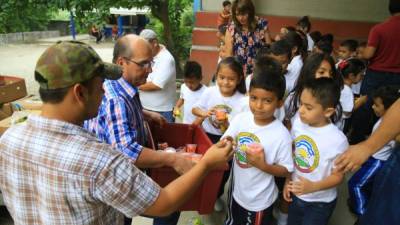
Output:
(288, 175), (316, 196)
(246, 143), (265, 169)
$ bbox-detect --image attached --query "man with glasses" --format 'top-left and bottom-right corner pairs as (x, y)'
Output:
(138, 29), (177, 123)
(84, 35), (194, 224)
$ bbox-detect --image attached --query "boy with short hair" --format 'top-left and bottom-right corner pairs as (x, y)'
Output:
(284, 78), (349, 225)
(223, 66), (294, 225)
(336, 39), (358, 64)
(217, 1), (232, 42)
(174, 61), (207, 124)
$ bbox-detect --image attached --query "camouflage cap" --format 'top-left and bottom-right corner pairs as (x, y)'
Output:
(35, 41), (122, 90)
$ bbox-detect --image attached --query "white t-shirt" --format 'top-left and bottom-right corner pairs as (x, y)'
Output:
(223, 112), (294, 211)
(307, 33), (314, 51)
(245, 74), (252, 92)
(193, 86), (246, 135)
(372, 118), (396, 161)
(291, 114), (349, 203)
(336, 84), (354, 130)
(139, 46), (176, 112)
(351, 81), (362, 95)
(285, 55), (303, 93)
(180, 84), (207, 124)
(240, 96), (286, 122)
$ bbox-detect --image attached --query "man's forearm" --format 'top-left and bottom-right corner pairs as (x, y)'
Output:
(135, 148), (175, 168)
(364, 99), (400, 155)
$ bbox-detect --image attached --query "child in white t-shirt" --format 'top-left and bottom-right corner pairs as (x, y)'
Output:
(284, 78), (349, 225)
(173, 61), (207, 124)
(336, 58), (366, 131)
(193, 57), (247, 210)
(348, 86), (399, 221)
(223, 66), (293, 225)
(282, 31), (305, 93)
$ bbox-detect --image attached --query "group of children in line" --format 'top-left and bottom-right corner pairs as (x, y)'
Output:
(171, 3), (399, 225)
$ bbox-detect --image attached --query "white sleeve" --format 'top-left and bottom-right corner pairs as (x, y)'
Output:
(275, 135), (294, 172)
(151, 56), (176, 89)
(179, 85), (185, 99)
(193, 88), (211, 110)
(340, 88), (354, 113)
(221, 115), (240, 140)
(331, 137), (349, 170)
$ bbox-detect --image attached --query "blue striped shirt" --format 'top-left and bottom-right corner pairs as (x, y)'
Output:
(84, 78), (146, 161)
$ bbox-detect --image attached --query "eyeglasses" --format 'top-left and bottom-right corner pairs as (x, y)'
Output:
(124, 57), (154, 69)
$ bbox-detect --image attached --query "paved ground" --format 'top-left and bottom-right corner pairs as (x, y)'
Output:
(0, 36), (357, 225)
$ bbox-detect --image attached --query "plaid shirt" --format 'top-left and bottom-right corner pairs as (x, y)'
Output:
(0, 115), (160, 225)
(84, 78), (147, 161)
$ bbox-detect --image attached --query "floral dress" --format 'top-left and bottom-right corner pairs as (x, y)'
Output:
(227, 17), (268, 76)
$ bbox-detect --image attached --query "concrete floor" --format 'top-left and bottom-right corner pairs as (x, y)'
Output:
(0, 38), (357, 225)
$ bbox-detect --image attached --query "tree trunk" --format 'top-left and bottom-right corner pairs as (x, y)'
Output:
(151, 0), (183, 77)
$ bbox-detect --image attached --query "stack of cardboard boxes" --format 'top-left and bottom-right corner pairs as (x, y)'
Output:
(0, 75), (42, 136)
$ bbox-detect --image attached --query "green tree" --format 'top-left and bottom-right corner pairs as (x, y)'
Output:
(44, 0), (194, 75)
(0, 0), (55, 33)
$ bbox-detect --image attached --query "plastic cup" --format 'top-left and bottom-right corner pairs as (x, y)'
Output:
(186, 144), (197, 153)
(215, 109), (227, 121)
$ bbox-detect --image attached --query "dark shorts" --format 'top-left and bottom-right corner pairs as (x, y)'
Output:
(225, 197), (274, 225)
(359, 145), (400, 225)
(287, 196), (336, 225)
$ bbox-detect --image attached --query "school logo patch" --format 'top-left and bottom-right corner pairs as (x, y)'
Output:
(293, 135), (320, 173)
(209, 104), (232, 132)
(235, 132), (260, 168)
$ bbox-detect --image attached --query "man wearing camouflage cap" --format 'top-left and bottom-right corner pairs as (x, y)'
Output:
(0, 41), (234, 225)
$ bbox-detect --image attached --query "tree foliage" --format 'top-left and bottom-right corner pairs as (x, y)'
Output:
(0, 0), (55, 33)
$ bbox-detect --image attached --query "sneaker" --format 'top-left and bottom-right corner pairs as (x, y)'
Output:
(214, 198), (224, 212)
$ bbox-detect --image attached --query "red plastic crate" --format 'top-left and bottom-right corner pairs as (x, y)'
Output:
(148, 123), (228, 214)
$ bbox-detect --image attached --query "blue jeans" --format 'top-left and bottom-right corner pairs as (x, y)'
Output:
(359, 145), (400, 225)
(153, 212), (181, 225)
(158, 111), (174, 123)
(287, 196), (336, 225)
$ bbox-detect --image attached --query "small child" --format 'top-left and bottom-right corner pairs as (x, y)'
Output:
(352, 42), (367, 96)
(296, 16), (314, 51)
(336, 39), (358, 65)
(348, 85), (400, 221)
(336, 58), (366, 131)
(217, 1), (232, 42)
(245, 40), (292, 91)
(283, 31), (306, 93)
(284, 78), (349, 225)
(173, 61), (207, 124)
(223, 65), (293, 225)
(193, 57), (247, 211)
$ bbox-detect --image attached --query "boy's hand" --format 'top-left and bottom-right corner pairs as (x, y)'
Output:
(283, 178), (293, 202)
(288, 175), (316, 196)
(201, 139), (234, 170)
(246, 147), (265, 169)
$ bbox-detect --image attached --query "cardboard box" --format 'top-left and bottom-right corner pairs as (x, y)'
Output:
(0, 76), (27, 104)
(0, 103), (13, 120)
(12, 95), (42, 110)
(0, 110), (41, 136)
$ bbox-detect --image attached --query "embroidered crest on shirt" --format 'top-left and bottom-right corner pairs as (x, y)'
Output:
(209, 104), (232, 132)
(294, 135), (320, 173)
(235, 132), (260, 168)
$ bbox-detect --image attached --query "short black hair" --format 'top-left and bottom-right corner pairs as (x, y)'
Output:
(316, 40), (333, 55)
(256, 40), (292, 61)
(340, 39), (358, 52)
(250, 57), (286, 100)
(339, 58), (366, 78)
(184, 61), (202, 80)
(389, 0), (400, 14)
(297, 16), (312, 32)
(223, 0), (231, 7)
(303, 77), (341, 109)
(372, 85), (400, 110)
(320, 33), (334, 45)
